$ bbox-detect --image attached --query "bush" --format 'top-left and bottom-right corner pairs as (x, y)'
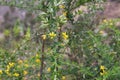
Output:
(1, 0), (120, 80)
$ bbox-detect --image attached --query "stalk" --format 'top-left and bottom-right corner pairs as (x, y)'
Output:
(40, 39), (45, 80)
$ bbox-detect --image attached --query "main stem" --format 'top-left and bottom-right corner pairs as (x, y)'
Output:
(40, 39), (45, 80)
(53, 27), (62, 80)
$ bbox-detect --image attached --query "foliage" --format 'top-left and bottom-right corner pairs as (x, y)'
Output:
(0, 0), (120, 80)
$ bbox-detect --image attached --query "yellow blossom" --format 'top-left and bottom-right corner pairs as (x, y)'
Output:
(36, 53), (39, 57)
(47, 67), (51, 72)
(42, 35), (46, 40)
(99, 30), (105, 34)
(59, 5), (65, 9)
(9, 62), (15, 67)
(6, 72), (11, 76)
(24, 64), (29, 68)
(63, 11), (67, 16)
(7, 65), (10, 70)
(5, 69), (9, 73)
(18, 60), (23, 64)
(99, 30), (107, 37)
(37, 73), (40, 77)
(62, 32), (68, 40)
(109, 22), (113, 26)
(36, 59), (41, 63)
(5, 70), (11, 76)
(23, 71), (28, 75)
(100, 65), (107, 76)
(49, 32), (56, 39)
(100, 65), (106, 70)
(100, 69), (107, 76)
(13, 73), (19, 77)
(62, 76), (66, 80)
(0, 70), (3, 75)
(103, 19), (107, 23)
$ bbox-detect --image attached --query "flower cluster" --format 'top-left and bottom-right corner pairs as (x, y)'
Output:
(102, 19), (114, 26)
(49, 32), (56, 39)
(41, 32), (68, 40)
(42, 35), (46, 40)
(13, 73), (19, 77)
(0, 70), (3, 75)
(23, 71), (28, 75)
(62, 32), (68, 40)
(47, 67), (51, 72)
(100, 65), (107, 76)
(5, 62), (15, 76)
(62, 76), (66, 80)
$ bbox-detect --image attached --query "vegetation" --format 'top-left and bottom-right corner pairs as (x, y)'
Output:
(0, 0), (120, 80)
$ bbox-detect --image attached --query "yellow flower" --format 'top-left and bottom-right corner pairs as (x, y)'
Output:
(99, 30), (107, 37)
(18, 60), (23, 64)
(36, 53), (39, 57)
(24, 64), (29, 68)
(100, 65), (107, 76)
(6, 72), (11, 76)
(42, 35), (46, 40)
(5, 69), (9, 73)
(59, 5), (65, 9)
(7, 65), (10, 70)
(62, 76), (66, 80)
(49, 32), (56, 39)
(5, 70), (11, 76)
(63, 11), (67, 16)
(37, 73), (40, 77)
(109, 22), (113, 26)
(0, 70), (3, 75)
(99, 30), (105, 34)
(23, 71), (28, 75)
(35, 59), (41, 63)
(103, 19), (107, 23)
(13, 73), (19, 77)
(62, 32), (68, 40)
(47, 67), (51, 72)
(100, 65), (106, 70)
(9, 62), (15, 67)
(100, 69), (107, 76)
